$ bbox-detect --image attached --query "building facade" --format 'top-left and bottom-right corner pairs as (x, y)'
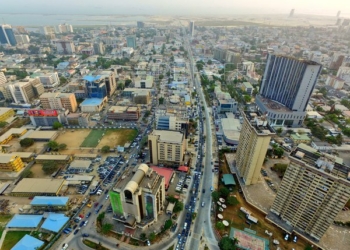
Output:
(189, 21), (195, 37)
(14, 34), (30, 44)
(0, 24), (17, 46)
(8, 79), (44, 104)
(134, 75), (153, 88)
(269, 144), (350, 242)
(126, 36), (136, 49)
(40, 92), (78, 112)
(148, 130), (186, 166)
(235, 112), (275, 185)
(0, 108), (15, 122)
(256, 54), (322, 127)
(55, 40), (75, 54)
(0, 155), (24, 172)
(110, 164), (165, 228)
(107, 106), (140, 121)
(217, 99), (238, 113)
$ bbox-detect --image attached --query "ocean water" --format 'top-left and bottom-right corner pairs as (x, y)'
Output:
(0, 13), (149, 27)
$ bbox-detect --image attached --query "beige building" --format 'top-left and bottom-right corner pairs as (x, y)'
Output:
(8, 78), (44, 104)
(110, 164), (165, 228)
(40, 92), (78, 112)
(269, 144), (350, 242)
(235, 112), (275, 185)
(107, 106), (140, 121)
(148, 130), (186, 166)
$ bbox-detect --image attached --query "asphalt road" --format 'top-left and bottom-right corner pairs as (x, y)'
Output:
(185, 36), (219, 250)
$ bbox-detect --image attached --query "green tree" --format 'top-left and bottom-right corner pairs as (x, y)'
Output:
(274, 147), (284, 158)
(163, 219), (173, 231)
(159, 97), (164, 105)
(0, 121), (7, 128)
(97, 212), (105, 223)
(227, 196), (239, 206)
(275, 127), (283, 135)
(101, 145), (110, 153)
(211, 191), (220, 202)
(125, 79), (132, 87)
(140, 233), (147, 241)
(101, 223), (113, 234)
(207, 60), (212, 65)
(60, 77), (68, 84)
(81, 54), (89, 60)
(20, 138), (34, 147)
(243, 95), (251, 103)
(58, 143), (67, 150)
(149, 232), (156, 242)
(218, 236), (238, 250)
(159, 74), (164, 80)
(173, 201), (184, 213)
(53, 121), (63, 130)
(21, 169), (33, 178)
(216, 221), (225, 230)
(144, 110), (151, 117)
(42, 161), (58, 175)
(166, 195), (178, 203)
(47, 140), (59, 151)
(219, 187), (230, 198)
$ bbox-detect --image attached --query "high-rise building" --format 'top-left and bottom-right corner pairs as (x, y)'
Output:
(256, 54), (321, 127)
(55, 40), (75, 54)
(14, 34), (30, 44)
(0, 24), (17, 46)
(55, 23), (73, 33)
(268, 144), (350, 242)
(337, 10), (341, 18)
(289, 9), (295, 18)
(137, 21), (145, 28)
(93, 42), (105, 55)
(40, 26), (55, 35)
(148, 130), (187, 166)
(39, 92), (78, 113)
(235, 112), (275, 185)
(32, 72), (60, 88)
(83, 75), (107, 99)
(0, 72), (6, 85)
(189, 21), (195, 37)
(126, 36), (136, 49)
(110, 164), (165, 227)
(8, 79), (44, 104)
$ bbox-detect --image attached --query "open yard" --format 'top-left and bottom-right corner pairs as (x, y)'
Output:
(30, 164), (48, 178)
(80, 130), (105, 147)
(2, 231), (29, 250)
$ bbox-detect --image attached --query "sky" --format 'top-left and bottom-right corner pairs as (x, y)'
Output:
(0, 0), (347, 16)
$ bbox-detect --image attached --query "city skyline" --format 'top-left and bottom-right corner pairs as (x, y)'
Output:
(0, 0), (348, 16)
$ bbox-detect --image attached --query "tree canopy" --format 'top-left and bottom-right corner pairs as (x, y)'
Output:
(219, 237), (238, 250)
(20, 138), (34, 147)
(101, 145), (110, 153)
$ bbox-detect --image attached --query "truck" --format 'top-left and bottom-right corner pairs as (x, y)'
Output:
(246, 215), (258, 224)
(240, 207), (251, 216)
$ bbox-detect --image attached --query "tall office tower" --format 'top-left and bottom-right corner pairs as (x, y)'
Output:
(255, 54), (321, 127)
(189, 21), (195, 37)
(93, 42), (105, 55)
(55, 40), (75, 54)
(40, 92), (78, 113)
(0, 72), (6, 85)
(269, 144), (350, 242)
(8, 78), (44, 104)
(337, 10), (341, 18)
(0, 24), (17, 46)
(126, 36), (136, 49)
(15, 35), (30, 45)
(235, 112), (275, 185)
(40, 26), (55, 35)
(289, 9), (295, 18)
(137, 21), (145, 28)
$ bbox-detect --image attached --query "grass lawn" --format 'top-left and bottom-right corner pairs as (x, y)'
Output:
(2, 231), (29, 250)
(83, 239), (110, 250)
(167, 245), (174, 250)
(80, 130), (105, 147)
(104, 128), (138, 145)
(0, 214), (13, 223)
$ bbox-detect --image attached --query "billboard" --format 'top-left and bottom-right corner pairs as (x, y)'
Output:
(145, 195), (154, 218)
(109, 191), (123, 215)
(27, 109), (58, 117)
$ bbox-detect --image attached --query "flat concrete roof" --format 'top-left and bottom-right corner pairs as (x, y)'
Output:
(69, 160), (91, 169)
(151, 130), (184, 144)
(0, 128), (27, 143)
(81, 98), (104, 106)
(35, 154), (70, 161)
(12, 178), (64, 194)
(0, 154), (15, 163)
(0, 107), (13, 116)
(21, 130), (58, 140)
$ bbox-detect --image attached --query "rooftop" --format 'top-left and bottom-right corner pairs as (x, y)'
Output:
(0, 127), (27, 143)
(0, 107), (13, 116)
(7, 214), (43, 228)
(256, 95), (292, 112)
(11, 235), (44, 250)
(243, 111), (275, 135)
(83, 75), (101, 82)
(108, 106), (138, 113)
(30, 196), (69, 206)
(80, 98), (104, 106)
(222, 174), (236, 186)
(0, 154), (16, 163)
(12, 178), (64, 194)
(20, 130), (58, 140)
(35, 154), (70, 161)
(41, 213), (69, 233)
(150, 130), (184, 144)
(151, 166), (174, 189)
(69, 160), (91, 169)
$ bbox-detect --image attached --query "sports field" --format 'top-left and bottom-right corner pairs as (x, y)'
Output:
(80, 130), (105, 147)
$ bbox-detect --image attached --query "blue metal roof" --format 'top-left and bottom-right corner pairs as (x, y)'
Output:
(41, 213), (69, 233)
(83, 75), (101, 82)
(7, 215), (43, 228)
(30, 196), (69, 206)
(11, 235), (44, 250)
(81, 98), (104, 106)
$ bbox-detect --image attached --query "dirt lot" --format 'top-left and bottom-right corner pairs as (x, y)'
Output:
(30, 164), (47, 178)
(97, 129), (137, 148)
(56, 129), (91, 149)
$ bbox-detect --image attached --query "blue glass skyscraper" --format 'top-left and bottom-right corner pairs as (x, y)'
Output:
(0, 24), (17, 46)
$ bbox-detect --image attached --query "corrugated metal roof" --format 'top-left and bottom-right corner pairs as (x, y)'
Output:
(12, 235), (44, 250)
(41, 213), (69, 233)
(30, 196), (69, 206)
(7, 214), (43, 228)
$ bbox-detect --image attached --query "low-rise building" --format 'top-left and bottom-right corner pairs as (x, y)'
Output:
(11, 178), (65, 196)
(66, 113), (89, 126)
(30, 196), (69, 211)
(107, 106), (140, 121)
(0, 108), (14, 122)
(110, 164), (165, 228)
(134, 75), (153, 88)
(0, 154), (25, 172)
(0, 128), (27, 145)
(35, 154), (72, 164)
(217, 99), (238, 113)
(68, 160), (91, 171)
(20, 130), (59, 142)
(241, 82), (254, 95)
(80, 98), (107, 113)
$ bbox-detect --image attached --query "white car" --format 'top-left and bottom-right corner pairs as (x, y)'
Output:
(62, 243), (68, 250)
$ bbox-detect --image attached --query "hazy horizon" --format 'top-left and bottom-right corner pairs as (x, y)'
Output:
(0, 0), (348, 17)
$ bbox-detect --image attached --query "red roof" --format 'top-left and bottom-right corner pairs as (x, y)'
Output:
(178, 166), (189, 172)
(150, 166), (174, 189)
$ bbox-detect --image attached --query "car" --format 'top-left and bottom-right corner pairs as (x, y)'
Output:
(74, 229), (80, 235)
(94, 202), (99, 207)
(86, 212), (91, 218)
(146, 240), (151, 246)
(284, 234), (290, 241)
(79, 214), (84, 218)
(82, 233), (89, 237)
(84, 220), (88, 226)
(105, 195), (109, 200)
(210, 186), (214, 191)
(201, 202), (205, 207)
(293, 235), (297, 243)
(79, 221), (85, 227)
(62, 243), (68, 250)
(202, 189), (205, 193)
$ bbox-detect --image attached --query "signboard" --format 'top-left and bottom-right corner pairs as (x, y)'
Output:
(27, 109), (58, 117)
(109, 191), (123, 215)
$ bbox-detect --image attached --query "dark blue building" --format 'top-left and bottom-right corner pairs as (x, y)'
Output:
(83, 75), (107, 99)
(0, 25), (17, 46)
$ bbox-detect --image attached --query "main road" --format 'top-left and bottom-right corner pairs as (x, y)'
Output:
(184, 36), (219, 250)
